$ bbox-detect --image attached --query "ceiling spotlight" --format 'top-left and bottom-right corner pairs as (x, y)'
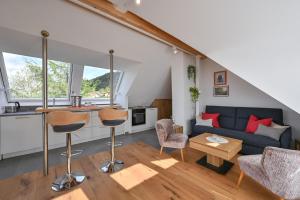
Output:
(135, 0), (141, 5)
(172, 46), (178, 54)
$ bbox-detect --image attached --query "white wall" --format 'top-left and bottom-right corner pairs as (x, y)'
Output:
(198, 58), (300, 140)
(132, 0), (300, 114)
(0, 0), (172, 107)
(172, 52), (196, 134)
(183, 53), (197, 134)
(0, 53), (7, 106)
(171, 52), (185, 127)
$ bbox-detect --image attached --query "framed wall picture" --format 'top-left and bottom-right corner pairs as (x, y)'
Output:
(214, 71), (227, 85)
(213, 85), (229, 97)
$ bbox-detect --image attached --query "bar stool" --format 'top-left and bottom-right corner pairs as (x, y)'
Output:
(47, 111), (90, 192)
(98, 108), (128, 173)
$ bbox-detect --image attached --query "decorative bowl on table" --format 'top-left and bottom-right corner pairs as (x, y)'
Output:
(206, 135), (228, 144)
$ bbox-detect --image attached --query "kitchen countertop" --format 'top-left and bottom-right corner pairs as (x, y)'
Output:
(35, 105), (120, 113)
(0, 104), (120, 117)
(0, 106), (41, 117)
(0, 111), (42, 117)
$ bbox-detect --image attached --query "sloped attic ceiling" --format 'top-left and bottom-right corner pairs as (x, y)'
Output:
(131, 0), (300, 113)
(0, 0), (174, 107)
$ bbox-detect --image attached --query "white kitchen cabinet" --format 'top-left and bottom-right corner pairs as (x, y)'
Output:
(91, 123), (125, 139)
(92, 126), (110, 139)
(146, 108), (158, 129)
(129, 108), (158, 133)
(0, 109), (126, 158)
(0, 115), (42, 156)
(91, 111), (125, 139)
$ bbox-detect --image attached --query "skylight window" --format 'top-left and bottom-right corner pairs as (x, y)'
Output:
(1, 52), (71, 101)
(80, 66), (122, 99)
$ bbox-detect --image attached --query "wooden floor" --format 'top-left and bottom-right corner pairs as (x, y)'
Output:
(0, 142), (278, 200)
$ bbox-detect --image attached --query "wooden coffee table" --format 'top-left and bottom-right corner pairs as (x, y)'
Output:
(189, 133), (242, 174)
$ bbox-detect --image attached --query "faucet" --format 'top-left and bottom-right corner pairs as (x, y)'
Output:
(53, 98), (56, 106)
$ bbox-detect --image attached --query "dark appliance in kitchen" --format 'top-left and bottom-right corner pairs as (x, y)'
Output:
(132, 108), (146, 126)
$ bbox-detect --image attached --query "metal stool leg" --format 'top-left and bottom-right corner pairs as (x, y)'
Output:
(100, 127), (124, 173)
(51, 133), (86, 192)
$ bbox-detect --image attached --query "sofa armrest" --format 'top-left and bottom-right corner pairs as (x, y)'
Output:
(189, 119), (197, 137)
(191, 119), (196, 128)
(280, 126), (292, 149)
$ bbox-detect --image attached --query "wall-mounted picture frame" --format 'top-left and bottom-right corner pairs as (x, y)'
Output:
(214, 85), (229, 97)
(214, 70), (227, 85)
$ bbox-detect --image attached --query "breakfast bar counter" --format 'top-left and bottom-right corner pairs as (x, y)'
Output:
(35, 105), (120, 113)
(35, 104), (122, 176)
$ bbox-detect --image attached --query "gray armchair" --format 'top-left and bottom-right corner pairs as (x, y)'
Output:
(238, 146), (300, 200)
(155, 119), (188, 161)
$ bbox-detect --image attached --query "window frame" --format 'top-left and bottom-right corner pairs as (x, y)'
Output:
(80, 66), (124, 102)
(0, 52), (72, 103)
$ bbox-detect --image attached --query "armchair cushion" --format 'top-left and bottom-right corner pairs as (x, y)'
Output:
(155, 119), (173, 146)
(261, 147), (300, 199)
(239, 147), (300, 200)
(163, 133), (188, 149)
(238, 155), (271, 188)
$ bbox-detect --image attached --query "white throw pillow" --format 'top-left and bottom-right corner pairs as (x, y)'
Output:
(195, 115), (213, 127)
(271, 122), (290, 129)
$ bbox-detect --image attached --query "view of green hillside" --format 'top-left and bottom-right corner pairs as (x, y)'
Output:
(6, 55), (120, 99)
(80, 71), (121, 98)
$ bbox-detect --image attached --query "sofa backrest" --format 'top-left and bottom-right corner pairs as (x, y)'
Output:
(205, 105), (283, 131)
(235, 107), (283, 131)
(206, 106), (236, 129)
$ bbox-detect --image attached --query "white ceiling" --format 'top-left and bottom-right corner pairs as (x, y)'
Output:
(0, 27), (139, 70)
(0, 0), (174, 107)
(131, 0), (300, 113)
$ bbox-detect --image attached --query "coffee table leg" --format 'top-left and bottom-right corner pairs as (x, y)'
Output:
(207, 155), (224, 167)
(196, 155), (234, 174)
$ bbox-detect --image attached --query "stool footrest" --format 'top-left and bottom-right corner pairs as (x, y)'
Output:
(100, 160), (124, 173)
(60, 149), (83, 157)
(51, 171), (85, 192)
(106, 141), (123, 147)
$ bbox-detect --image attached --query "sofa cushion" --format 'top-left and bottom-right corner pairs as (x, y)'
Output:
(245, 115), (272, 133)
(202, 112), (220, 128)
(206, 106), (236, 129)
(235, 107), (283, 131)
(192, 125), (280, 148)
(255, 124), (289, 141)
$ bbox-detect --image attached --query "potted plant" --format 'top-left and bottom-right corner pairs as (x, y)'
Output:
(187, 65), (196, 83)
(189, 86), (200, 103)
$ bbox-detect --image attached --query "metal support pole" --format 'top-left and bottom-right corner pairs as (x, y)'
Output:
(100, 50), (124, 173)
(67, 133), (72, 175)
(109, 49), (114, 106)
(111, 127), (115, 163)
(109, 49), (114, 166)
(41, 30), (49, 176)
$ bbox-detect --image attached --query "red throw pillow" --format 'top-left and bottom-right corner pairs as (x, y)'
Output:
(245, 114), (272, 133)
(202, 112), (220, 128)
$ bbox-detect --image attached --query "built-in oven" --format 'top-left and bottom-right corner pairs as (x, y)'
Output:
(132, 108), (146, 126)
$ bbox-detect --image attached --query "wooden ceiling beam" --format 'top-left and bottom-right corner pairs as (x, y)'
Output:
(68, 0), (206, 59)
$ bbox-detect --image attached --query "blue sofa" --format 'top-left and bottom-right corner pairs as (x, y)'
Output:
(191, 106), (292, 155)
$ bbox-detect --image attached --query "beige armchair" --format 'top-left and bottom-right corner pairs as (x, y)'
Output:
(155, 119), (188, 161)
(237, 146), (300, 200)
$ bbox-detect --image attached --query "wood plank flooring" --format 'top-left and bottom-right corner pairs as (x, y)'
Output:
(0, 142), (278, 200)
